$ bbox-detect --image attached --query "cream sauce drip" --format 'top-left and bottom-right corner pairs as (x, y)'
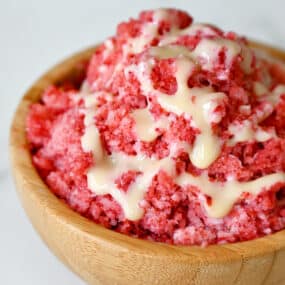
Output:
(159, 23), (221, 46)
(266, 85), (285, 105)
(193, 38), (241, 71)
(177, 172), (285, 218)
(156, 63), (225, 168)
(228, 120), (275, 145)
(80, 92), (105, 162)
(79, 16), (285, 222)
(158, 22), (252, 73)
(254, 82), (268, 96)
(124, 9), (169, 55)
(82, 103), (285, 220)
(87, 154), (174, 220)
(130, 45), (226, 169)
(131, 108), (169, 142)
(81, 91), (284, 222)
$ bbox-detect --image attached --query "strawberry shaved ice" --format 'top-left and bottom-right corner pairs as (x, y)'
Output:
(27, 8), (285, 246)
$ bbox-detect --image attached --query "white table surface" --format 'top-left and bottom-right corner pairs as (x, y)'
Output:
(1, 0), (285, 284)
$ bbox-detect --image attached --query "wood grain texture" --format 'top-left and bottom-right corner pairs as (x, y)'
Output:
(9, 42), (285, 285)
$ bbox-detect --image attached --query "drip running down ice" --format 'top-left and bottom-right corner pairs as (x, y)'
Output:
(80, 88), (285, 221)
(80, 10), (285, 221)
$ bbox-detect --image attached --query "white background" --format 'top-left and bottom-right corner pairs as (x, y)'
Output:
(1, 0), (285, 284)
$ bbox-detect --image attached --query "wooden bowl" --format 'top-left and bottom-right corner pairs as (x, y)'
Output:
(9, 42), (285, 285)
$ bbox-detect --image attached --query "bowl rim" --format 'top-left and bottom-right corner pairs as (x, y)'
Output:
(9, 41), (285, 264)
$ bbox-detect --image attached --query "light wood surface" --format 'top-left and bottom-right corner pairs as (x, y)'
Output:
(9, 42), (285, 285)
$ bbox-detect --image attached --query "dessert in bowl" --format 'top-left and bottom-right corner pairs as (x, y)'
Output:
(10, 8), (285, 285)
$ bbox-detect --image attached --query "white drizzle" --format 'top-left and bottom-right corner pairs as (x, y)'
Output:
(150, 45), (193, 59)
(80, 92), (108, 162)
(193, 38), (241, 71)
(131, 108), (168, 142)
(79, 14), (285, 222)
(267, 85), (285, 105)
(156, 77), (225, 169)
(177, 172), (285, 218)
(254, 82), (268, 96)
(81, 124), (104, 162)
(228, 120), (275, 145)
(87, 153), (174, 220)
(124, 9), (169, 55)
(82, 108), (285, 220)
(159, 23), (221, 46)
(132, 109), (157, 142)
(82, 96), (284, 221)
(158, 22), (252, 73)
(129, 45), (226, 169)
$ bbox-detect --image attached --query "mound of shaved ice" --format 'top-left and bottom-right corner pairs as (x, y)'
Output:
(27, 9), (285, 245)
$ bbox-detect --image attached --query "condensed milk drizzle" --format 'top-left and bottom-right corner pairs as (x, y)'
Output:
(80, 10), (285, 221)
